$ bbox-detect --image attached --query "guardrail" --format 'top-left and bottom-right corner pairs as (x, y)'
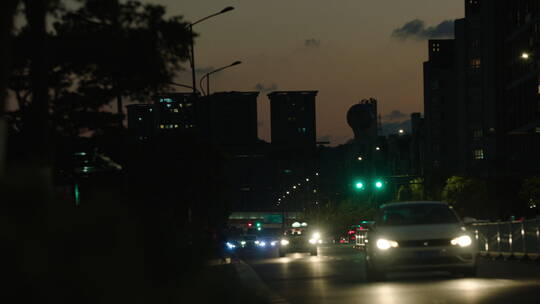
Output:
(471, 219), (540, 260)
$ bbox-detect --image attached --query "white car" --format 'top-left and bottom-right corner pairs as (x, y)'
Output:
(365, 201), (478, 280)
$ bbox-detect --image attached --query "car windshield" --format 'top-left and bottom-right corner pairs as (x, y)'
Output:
(376, 204), (459, 226)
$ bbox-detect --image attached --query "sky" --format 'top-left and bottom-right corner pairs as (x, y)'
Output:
(147, 0), (464, 145)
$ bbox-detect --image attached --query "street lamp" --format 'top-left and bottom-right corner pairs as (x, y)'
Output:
(521, 52), (531, 60)
(200, 61), (242, 95)
(188, 6), (235, 96)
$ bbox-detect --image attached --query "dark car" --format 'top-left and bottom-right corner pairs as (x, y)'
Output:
(278, 228), (321, 257)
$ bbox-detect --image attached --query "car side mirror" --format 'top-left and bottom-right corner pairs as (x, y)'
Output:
(462, 217), (476, 225)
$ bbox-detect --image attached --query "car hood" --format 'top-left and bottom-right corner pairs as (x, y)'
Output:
(373, 223), (466, 240)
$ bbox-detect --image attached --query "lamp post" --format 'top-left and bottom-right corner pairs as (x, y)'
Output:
(168, 81), (197, 92)
(200, 61), (242, 96)
(188, 6), (235, 96)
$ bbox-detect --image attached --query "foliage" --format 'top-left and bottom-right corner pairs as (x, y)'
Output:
(8, 0), (192, 137)
(396, 177), (425, 201)
(441, 176), (489, 217)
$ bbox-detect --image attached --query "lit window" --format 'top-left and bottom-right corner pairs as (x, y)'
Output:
(470, 58), (481, 69)
(173, 109), (179, 113)
(174, 124), (179, 128)
(149, 108), (153, 112)
(432, 43), (440, 52)
(160, 124), (164, 129)
(138, 117), (142, 121)
(474, 149), (485, 160)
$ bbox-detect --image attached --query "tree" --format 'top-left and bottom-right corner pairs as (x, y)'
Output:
(8, 0), (192, 138)
(396, 178), (425, 201)
(0, 0), (21, 177)
(441, 176), (489, 217)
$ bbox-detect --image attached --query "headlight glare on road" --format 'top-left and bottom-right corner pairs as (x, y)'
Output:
(376, 239), (398, 250)
(280, 239), (289, 246)
(451, 235), (472, 247)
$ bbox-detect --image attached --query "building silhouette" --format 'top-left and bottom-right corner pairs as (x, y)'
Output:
(267, 91), (318, 147)
(127, 91), (259, 145)
(423, 0), (540, 184)
(423, 39), (458, 184)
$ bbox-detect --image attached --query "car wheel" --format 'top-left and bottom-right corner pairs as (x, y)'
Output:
(279, 250), (286, 257)
(310, 248), (318, 256)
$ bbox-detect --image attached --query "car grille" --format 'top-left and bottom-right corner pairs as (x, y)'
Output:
(398, 238), (452, 248)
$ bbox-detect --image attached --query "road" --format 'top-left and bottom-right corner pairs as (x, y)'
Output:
(238, 245), (540, 304)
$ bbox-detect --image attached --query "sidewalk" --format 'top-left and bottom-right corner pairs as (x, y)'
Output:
(180, 255), (287, 304)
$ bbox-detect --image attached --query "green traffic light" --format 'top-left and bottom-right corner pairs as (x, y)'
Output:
(355, 181), (365, 190)
(375, 181), (383, 189)
(256, 222), (261, 227)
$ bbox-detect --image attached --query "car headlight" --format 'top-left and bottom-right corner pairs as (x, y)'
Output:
(376, 239), (399, 250)
(309, 238), (317, 244)
(259, 241), (266, 247)
(312, 232), (321, 240)
(280, 239), (289, 246)
(451, 235), (472, 247)
(226, 242), (236, 249)
(255, 240), (260, 245)
(240, 241), (246, 246)
(271, 241), (277, 246)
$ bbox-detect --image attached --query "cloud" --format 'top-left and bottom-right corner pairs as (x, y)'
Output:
(392, 19), (454, 40)
(382, 110), (407, 122)
(254, 83), (278, 92)
(304, 38), (321, 48)
(381, 119), (411, 136)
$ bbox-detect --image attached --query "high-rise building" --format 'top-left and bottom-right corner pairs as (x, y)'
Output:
(198, 91), (259, 145)
(126, 93), (198, 141)
(267, 91), (318, 147)
(423, 0), (540, 181)
(454, 0), (540, 177)
(423, 39), (458, 182)
(127, 91), (259, 145)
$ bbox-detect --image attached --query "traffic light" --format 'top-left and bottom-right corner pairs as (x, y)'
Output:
(247, 222), (253, 228)
(256, 222), (262, 231)
(354, 180), (365, 191)
(374, 179), (384, 190)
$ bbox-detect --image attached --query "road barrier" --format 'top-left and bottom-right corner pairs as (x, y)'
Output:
(471, 219), (540, 260)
